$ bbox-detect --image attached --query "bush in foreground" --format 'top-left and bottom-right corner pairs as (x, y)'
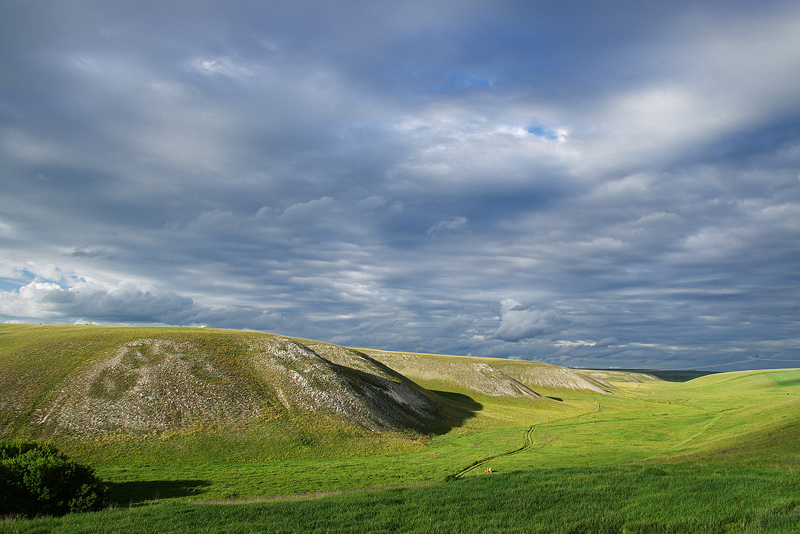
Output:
(0, 441), (107, 518)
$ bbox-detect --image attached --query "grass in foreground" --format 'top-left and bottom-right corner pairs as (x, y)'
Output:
(5, 464), (799, 534)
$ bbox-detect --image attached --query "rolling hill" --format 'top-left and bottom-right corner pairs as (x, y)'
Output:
(0, 325), (457, 439)
(2, 324), (648, 444)
(4, 324), (800, 533)
(3, 324), (800, 476)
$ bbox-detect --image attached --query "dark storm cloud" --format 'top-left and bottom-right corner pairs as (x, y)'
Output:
(2, 0), (800, 370)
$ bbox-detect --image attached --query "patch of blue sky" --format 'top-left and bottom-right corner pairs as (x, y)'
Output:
(0, 269), (37, 292)
(527, 124), (560, 141)
(0, 279), (23, 292)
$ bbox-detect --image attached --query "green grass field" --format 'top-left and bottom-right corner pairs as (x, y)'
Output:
(2, 325), (799, 533)
(5, 465), (799, 533)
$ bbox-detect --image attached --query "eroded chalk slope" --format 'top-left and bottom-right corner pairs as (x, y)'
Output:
(32, 335), (443, 436)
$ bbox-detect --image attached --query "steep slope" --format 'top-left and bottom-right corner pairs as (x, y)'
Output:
(246, 336), (442, 431)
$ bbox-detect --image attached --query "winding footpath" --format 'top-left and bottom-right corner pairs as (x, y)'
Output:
(450, 424), (537, 479)
(449, 401), (603, 480)
(199, 402), (604, 504)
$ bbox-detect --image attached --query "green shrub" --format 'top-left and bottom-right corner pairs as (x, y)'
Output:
(0, 441), (107, 517)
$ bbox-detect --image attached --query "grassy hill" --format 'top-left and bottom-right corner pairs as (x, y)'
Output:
(0, 325), (579, 464)
(1, 325), (445, 436)
(1, 325), (473, 465)
(3, 324), (799, 471)
(3, 324), (800, 533)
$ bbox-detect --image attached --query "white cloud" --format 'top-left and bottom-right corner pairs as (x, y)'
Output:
(572, 5), (800, 176)
(593, 337), (619, 348)
(189, 56), (256, 78)
(0, 219), (14, 238)
(278, 197), (336, 224)
(185, 209), (238, 232)
(427, 216), (467, 235)
(387, 110), (576, 193)
(494, 299), (569, 342)
(0, 273), (283, 330)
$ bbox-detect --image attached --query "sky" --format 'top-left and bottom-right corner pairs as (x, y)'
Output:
(1, 0), (799, 371)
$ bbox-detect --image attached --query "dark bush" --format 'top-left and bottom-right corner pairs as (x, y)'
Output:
(0, 441), (108, 517)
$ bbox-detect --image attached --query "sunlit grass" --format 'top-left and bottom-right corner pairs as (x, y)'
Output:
(3, 325), (800, 533)
(8, 464), (800, 534)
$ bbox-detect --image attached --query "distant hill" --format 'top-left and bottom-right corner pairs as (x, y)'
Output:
(360, 350), (659, 396)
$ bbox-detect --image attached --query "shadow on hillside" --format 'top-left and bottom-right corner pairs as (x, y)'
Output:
(107, 479), (212, 505)
(768, 374), (800, 387)
(431, 390), (483, 411)
(644, 370), (717, 382)
(429, 390), (483, 432)
(327, 350), (485, 435)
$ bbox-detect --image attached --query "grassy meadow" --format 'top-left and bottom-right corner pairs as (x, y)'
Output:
(1, 324), (799, 533)
(6, 464), (799, 534)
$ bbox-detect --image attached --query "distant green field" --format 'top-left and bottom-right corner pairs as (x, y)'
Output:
(2, 325), (800, 533)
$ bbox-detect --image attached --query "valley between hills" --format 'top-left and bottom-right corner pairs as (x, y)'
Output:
(2, 324), (799, 533)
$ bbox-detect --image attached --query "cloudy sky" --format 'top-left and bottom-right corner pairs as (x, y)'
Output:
(2, 0), (799, 371)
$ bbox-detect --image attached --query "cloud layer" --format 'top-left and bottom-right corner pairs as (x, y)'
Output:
(2, 0), (799, 370)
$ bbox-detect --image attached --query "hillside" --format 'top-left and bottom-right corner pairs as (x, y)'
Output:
(1, 325), (472, 439)
(10, 324), (798, 470)
(4, 323), (800, 519)
(360, 349), (654, 396)
(2, 324), (617, 443)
